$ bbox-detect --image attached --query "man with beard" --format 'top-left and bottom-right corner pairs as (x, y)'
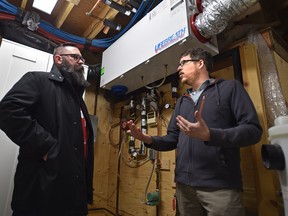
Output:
(126, 48), (262, 216)
(0, 43), (94, 216)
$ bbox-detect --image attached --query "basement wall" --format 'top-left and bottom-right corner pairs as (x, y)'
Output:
(84, 28), (288, 216)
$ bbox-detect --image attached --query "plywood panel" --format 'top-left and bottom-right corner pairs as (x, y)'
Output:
(89, 38), (286, 215)
(84, 92), (114, 213)
(240, 44), (280, 216)
(96, 83), (177, 216)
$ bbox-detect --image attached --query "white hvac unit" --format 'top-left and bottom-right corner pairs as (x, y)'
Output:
(100, 0), (219, 94)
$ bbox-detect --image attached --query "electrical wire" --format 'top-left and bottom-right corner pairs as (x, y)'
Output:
(108, 122), (121, 148)
(159, 114), (169, 128)
(122, 155), (150, 168)
(98, 0), (150, 46)
(120, 131), (150, 168)
(93, 182), (118, 201)
(143, 0), (157, 15)
(141, 160), (155, 204)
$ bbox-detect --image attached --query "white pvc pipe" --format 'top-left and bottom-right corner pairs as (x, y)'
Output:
(269, 116), (288, 216)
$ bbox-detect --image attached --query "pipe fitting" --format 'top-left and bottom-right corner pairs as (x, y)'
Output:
(191, 0), (258, 40)
(261, 144), (285, 170)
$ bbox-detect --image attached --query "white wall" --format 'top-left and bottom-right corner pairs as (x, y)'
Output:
(0, 39), (53, 216)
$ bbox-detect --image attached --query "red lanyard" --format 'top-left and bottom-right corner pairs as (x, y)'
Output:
(80, 110), (87, 160)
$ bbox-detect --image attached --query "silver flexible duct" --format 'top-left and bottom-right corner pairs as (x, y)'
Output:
(193, 0), (258, 40)
(248, 32), (288, 127)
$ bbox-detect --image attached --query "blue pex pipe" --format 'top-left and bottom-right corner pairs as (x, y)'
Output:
(0, 0), (153, 48)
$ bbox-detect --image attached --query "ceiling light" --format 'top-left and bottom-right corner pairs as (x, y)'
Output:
(32, 0), (58, 14)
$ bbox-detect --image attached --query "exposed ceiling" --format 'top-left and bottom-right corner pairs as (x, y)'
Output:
(1, 0), (288, 65)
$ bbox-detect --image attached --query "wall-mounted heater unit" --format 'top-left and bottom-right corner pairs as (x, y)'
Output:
(100, 0), (219, 93)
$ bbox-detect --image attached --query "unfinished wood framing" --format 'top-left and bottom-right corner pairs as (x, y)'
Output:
(85, 29), (288, 216)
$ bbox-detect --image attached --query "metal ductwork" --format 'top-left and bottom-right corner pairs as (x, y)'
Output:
(191, 0), (259, 42)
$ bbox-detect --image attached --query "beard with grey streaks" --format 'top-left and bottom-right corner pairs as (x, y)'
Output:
(60, 58), (89, 87)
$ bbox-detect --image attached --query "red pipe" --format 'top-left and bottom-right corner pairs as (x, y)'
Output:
(0, 13), (16, 20)
(196, 0), (203, 13)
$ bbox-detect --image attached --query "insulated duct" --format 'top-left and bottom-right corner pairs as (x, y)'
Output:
(247, 32), (288, 127)
(191, 0), (259, 42)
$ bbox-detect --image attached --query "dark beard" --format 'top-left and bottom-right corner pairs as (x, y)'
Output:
(60, 60), (90, 87)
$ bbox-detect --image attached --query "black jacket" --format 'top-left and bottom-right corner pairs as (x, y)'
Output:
(0, 65), (94, 216)
(149, 79), (262, 190)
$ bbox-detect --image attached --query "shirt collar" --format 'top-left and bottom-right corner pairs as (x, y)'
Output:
(187, 78), (215, 95)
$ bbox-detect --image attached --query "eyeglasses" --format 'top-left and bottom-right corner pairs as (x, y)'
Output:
(60, 54), (85, 63)
(178, 59), (199, 67)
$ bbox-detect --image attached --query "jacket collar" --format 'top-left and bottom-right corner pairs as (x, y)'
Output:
(48, 64), (64, 82)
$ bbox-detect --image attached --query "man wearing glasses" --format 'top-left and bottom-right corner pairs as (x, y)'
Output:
(0, 43), (94, 216)
(126, 48), (262, 216)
